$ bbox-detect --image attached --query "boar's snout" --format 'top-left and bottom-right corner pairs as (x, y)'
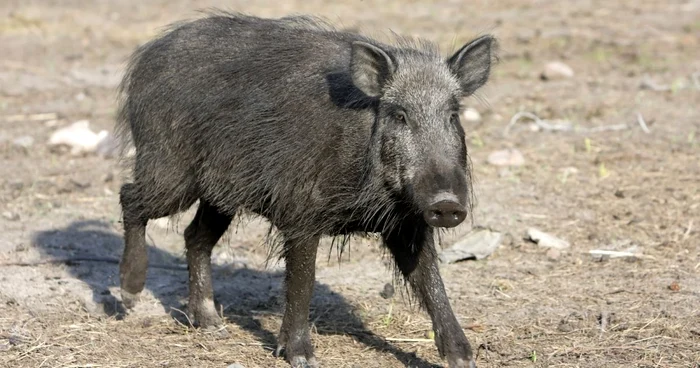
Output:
(423, 197), (467, 228)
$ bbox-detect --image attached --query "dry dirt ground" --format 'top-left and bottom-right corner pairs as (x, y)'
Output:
(1, 0), (699, 367)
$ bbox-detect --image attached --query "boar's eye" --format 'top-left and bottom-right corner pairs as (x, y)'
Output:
(450, 112), (460, 124)
(394, 111), (408, 125)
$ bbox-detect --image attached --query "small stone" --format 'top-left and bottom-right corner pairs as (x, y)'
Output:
(541, 61), (574, 80)
(461, 108), (482, 123)
(487, 149), (525, 167)
(12, 135), (34, 149)
(69, 178), (91, 190)
(2, 211), (20, 221)
(546, 248), (561, 260)
(226, 364), (246, 368)
(102, 172), (114, 183)
(526, 228), (570, 249)
(668, 281), (681, 292)
(48, 120), (110, 156)
(439, 227), (503, 263)
(379, 283), (395, 299)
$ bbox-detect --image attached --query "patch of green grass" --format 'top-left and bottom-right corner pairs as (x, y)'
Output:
(590, 46), (611, 63)
(529, 350), (537, 362)
(671, 78), (687, 94)
(382, 301), (394, 327)
(682, 20), (700, 33)
(470, 133), (484, 148)
(636, 47), (669, 73)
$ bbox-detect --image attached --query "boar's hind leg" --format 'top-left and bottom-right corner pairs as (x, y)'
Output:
(276, 236), (320, 368)
(119, 182), (199, 309)
(184, 200), (232, 330)
(119, 183), (159, 309)
(384, 226), (476, 368)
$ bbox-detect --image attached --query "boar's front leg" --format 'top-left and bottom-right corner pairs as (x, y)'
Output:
(276, 235), (320, 368)
(384, 225), (476, 368)
(184, 201), (232, 331)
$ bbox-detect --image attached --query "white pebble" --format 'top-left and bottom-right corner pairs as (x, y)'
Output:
(2, 211), (20, 221)
(48, 120), (111, 156)
(487, 149), (525, 167)
(541, 61), (574, 80)
(527, 228), (570, 249)
(461, 108), (482, 123)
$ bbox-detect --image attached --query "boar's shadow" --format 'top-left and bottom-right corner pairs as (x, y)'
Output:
(32, 220), (440, 368)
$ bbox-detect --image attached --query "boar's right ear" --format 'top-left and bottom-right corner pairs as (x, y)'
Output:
(447, 35), (496, 96)
(350, 41), (395, 97)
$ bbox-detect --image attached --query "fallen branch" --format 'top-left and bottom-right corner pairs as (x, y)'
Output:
(0, 256), (188, 271)
(505, 111), (628, 136)
(636, 112), (650, 134)
(588, 250), (654, 260)
(385, 337), (433, 343)
(683, 220), (693, 241)
(2, 113), (58, 123)
(640, 77), (671, 92)
(586, 124), (629, 133)
(505, 111), (572, 135)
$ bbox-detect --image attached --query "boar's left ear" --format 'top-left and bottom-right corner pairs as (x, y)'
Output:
(447, 35), (497, 96)
(351, 41), (396, 97)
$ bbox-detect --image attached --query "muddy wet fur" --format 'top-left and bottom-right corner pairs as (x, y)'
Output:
(116, 11), (496, 368)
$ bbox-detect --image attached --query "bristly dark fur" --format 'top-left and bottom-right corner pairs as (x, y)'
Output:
(116, 10), (484, 259)
(116, 10), (497, 366)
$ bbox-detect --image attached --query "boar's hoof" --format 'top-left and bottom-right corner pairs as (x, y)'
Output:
(120, 290), (140, 310)
(449, 358), (477, 368)
(289, 356), (319, 368)
(188, 298), (225, 330)
(274, 342), (319, 368)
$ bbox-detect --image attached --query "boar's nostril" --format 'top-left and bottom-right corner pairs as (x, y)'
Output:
(423, 200), (467, 228)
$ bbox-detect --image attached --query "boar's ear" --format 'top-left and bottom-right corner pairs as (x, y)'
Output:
(447, 35), (496, 96)
(350, 41), (396, 97)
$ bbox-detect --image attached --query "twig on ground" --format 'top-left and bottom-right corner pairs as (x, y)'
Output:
(0, 257), (188, 271)
(170, 307), (195, 329)
(229, 341), (270, 347)
(2, 113), (58, 122)
(640, 77), (671, 91)
(637, 112), (650, 134)
(683, 220), (693, 241)
(588, 250), (654, 260)
(599, 311), (609, 336)
(505, 112), (572, 135)
(384, 337), (433, 343)
(505, 111), (628, 136)
(586, 124), (629, 133)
